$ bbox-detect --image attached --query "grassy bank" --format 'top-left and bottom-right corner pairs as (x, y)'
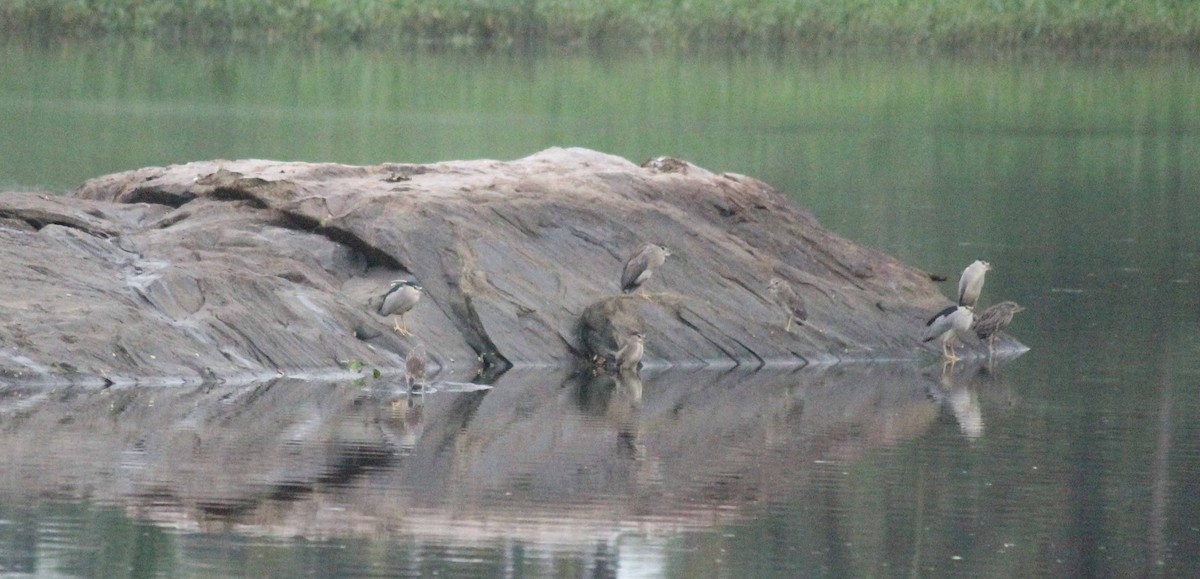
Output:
(3, 0), (1199, 52)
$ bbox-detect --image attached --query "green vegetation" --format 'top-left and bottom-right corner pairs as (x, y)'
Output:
(2, 0), (1198, 52)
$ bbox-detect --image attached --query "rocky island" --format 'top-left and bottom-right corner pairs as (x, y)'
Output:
(0, 148), (1004, 387)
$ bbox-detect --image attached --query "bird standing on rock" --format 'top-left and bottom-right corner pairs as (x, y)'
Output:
(923, 305), (975, 361)
(374, 280), (422, 336)
(767, 277), (808, 332)
(958, 260), (991, 308)
(405, 344), (427, 390)
(614, 332), (645, 371)
(972, 301), (1025, 352)
(621, 244), (671, 295)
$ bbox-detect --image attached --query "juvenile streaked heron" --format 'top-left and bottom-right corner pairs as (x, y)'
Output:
(923, 305), (975, 361)
(972, 301), (1025, 351)
(958, 260), (992, 308)
(767, 277), (808, 332)
(374, 280), (422, 336)
(621, 244), (671, 295)
(614, 332), (645, 371)
(405, 344), (427, 390)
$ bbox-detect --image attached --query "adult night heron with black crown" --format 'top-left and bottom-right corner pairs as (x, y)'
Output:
(958, 260), (992, 308)
(372, 280), (422, 336)
(923, 305), (975, 361)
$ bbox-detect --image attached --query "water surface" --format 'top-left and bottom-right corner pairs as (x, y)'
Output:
(1, 41), (1199, 577)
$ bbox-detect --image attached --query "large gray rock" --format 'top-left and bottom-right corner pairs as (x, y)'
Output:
(0, 148), (990, 385)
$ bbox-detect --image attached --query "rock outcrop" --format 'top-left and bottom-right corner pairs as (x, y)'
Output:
(0, 148), (1002, 385)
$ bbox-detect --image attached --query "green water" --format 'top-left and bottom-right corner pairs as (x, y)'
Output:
(2, 40), (1200, 577)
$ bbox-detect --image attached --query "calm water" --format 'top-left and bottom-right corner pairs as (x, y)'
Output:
(2, 40), (1200, 577)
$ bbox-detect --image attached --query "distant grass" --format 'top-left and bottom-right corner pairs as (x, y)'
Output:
(2, 0), (1199, 52)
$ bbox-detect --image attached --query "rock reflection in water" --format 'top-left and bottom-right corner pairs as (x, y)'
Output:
(0, 360), (1024, 572)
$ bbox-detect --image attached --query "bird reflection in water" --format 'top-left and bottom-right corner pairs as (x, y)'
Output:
(576, 368), (646, 460)
(924, 354), (1022, 440)
(927, 361), (984, 440)
(379, 391), (425, 456)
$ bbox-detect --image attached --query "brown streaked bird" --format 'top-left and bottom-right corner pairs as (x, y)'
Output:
(972, 301), (1025, 351)
(405, 344), (427, 389)
(768, 277), (808, 332)
(923, 305), (975, 361)
(620, 244), (671, 295)
(957, 260), (992, 308)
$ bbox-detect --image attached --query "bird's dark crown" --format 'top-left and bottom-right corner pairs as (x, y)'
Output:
(388, 280), (423, 291)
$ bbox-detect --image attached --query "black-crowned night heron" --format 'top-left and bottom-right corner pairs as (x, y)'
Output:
(767, 277), (808, 331)
(972, 301), (1025, 351)
(405, 344), (426, 390)
(621, 244), (671, 295)
(923, 305), (975, 361)
(374, 280), (422, 336)
(958, 260), (992, 308)
(614, 332), (645, 371)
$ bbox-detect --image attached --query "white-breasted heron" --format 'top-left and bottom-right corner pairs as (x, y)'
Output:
(957, 260), (991, 308)
(374, 280), (422, 336)
(621, 244), (671, 294)
(767, 277), (808, 331)
(923, 305), (975, 361)
(973, 301), (1025, 351)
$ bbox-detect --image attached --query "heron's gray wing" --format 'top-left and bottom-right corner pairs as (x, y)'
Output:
(923, 305), (959, 341)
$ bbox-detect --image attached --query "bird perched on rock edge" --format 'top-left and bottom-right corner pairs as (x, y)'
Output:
(621, 244), (671, 295)
(373, 280), (422, 336)
(972, 301), (1025, 351)
(767, 277), (808, 332)
(958, 260), (992, 308)
(614, 332), (645, 371)
(923, 305), (975, 361)
(405, 344), (427, 390)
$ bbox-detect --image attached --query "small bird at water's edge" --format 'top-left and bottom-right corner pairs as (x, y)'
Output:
(972, 301), (1025, 352)
(405, 344), (427, 390)
(614, 332), (645, 372)
(923, 305), (975, 362)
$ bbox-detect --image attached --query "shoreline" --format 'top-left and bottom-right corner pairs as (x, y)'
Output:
(3, 2), (1198, 54)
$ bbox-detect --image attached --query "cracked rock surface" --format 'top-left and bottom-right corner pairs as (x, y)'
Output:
(0, 148), (973, 385)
